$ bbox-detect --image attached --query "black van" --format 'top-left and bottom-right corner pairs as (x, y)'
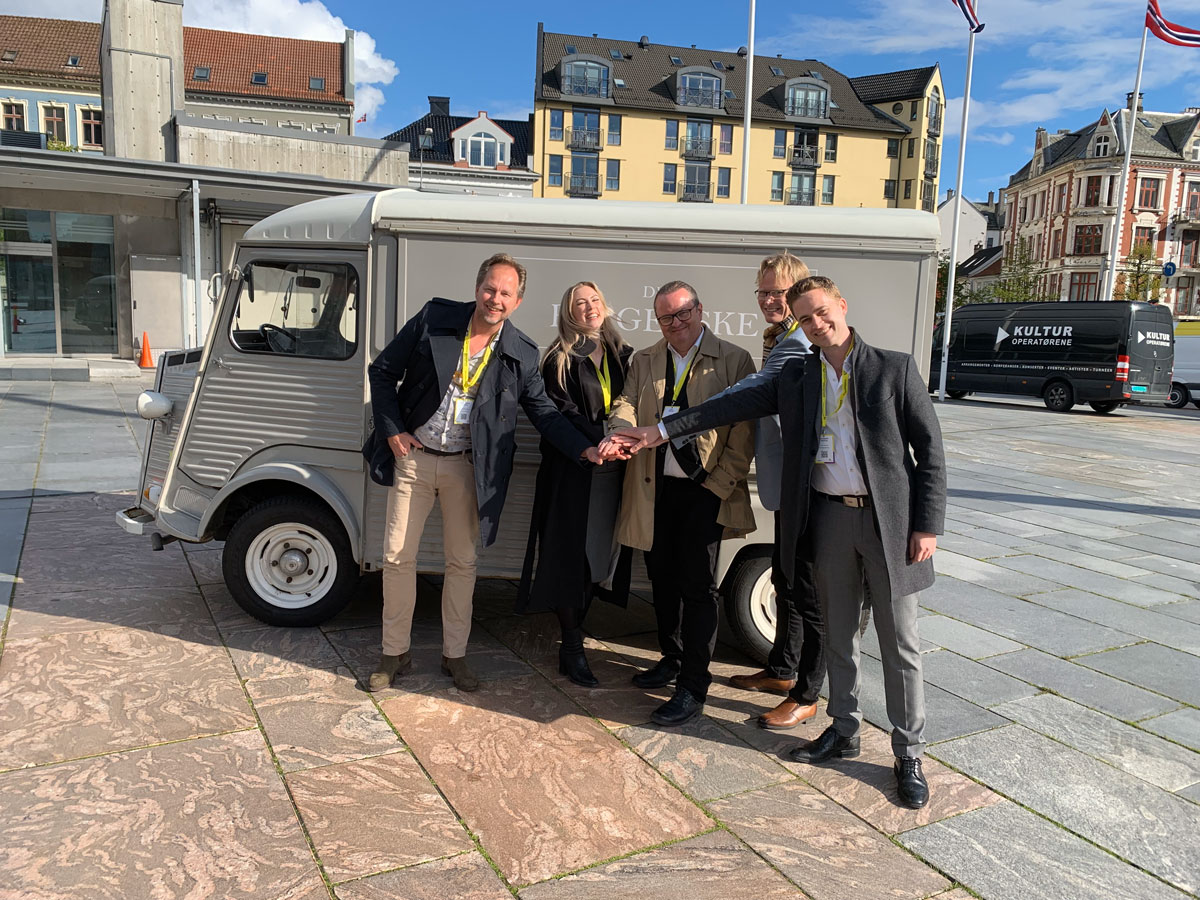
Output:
(929, 301), (1174, 412)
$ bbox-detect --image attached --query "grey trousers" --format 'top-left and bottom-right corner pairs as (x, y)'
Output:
(810, 495), (926, 758)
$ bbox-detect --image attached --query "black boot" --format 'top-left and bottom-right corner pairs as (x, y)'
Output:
(557, 607), (599, 688)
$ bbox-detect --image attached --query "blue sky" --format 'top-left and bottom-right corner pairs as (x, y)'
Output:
(21, 0), (1200, 203)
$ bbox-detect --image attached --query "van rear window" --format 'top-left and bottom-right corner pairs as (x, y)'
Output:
(229, 261), (358, 360)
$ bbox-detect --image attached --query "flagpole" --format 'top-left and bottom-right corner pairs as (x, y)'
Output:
(1101, 25), (1149, 304)
(740, 0), (756, 204)
(937, 8), (979, 402)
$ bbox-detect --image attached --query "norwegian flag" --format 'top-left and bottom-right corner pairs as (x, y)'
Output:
(951, 0), (985, 33)
(1146, 0), (1200, 47)
(355, 113), (367, 123)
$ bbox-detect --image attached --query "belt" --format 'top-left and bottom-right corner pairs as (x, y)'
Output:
(816, 491), (871, 508)
(417, 445), (468, 457)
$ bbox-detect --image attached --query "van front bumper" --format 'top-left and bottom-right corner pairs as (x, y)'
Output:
(117, 506), (156, 535)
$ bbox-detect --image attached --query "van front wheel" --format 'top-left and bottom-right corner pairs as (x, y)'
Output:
(1043, 380), (1075, 412)
(223, 496), (358, 627)
(722, 549), (776, 664)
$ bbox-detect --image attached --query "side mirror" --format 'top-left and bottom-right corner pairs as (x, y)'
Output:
(137, 390), (174, 420)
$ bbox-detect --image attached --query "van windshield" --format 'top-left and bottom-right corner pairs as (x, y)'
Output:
(229, 261), (358, 359)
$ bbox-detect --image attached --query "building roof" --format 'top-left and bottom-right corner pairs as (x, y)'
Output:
(183, 26), (348, 106)
(0, 16), (101, 83)
(535, 27), (910, 134)
(0, 15), (349, 107)
(847, 66), (938, 104)
(385, 113), (531, 168)
(957, 243), (1003, 278)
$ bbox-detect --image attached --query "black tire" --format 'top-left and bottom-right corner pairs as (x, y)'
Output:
(1043, 380), (1075, 412)
(222, 495), (358, 627)
(947, 389), (969, 400)
(1088, 401), (1119, 414)
(721, 548), (775, 664)
(1166, 382), (1190, 409)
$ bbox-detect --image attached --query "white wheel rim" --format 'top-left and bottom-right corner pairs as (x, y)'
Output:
(748, 566), (777, 645)
(244, 521), (337, 609)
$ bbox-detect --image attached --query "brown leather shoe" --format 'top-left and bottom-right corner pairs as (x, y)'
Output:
(729, 669), (797, 694)
(758, 698), (818, 730)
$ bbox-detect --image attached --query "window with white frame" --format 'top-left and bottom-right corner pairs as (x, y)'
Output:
(313, 123), (339, 134)
(770, 171), (784, 202)
(41, 104), (66, 142)
(1093, 134), (1110, 157)
(821, 174), (835, 205)
(773, 128), (786, 158)
(680, 72), (721, 108)
(467, 131), (498, 167)
(2, 101), (26, 131)
(549, 109), (563, 141)
(564, 61), (609, 98)
(606, 158), (621, 191)
(786, 82), (827, 118)
(548, 154), (563, 186)
(79, 108), (102, 147)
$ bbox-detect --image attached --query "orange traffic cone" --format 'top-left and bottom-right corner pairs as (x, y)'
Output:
(138, 332), (154, 368)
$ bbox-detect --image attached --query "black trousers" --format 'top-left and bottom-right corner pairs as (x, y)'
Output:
(644, 477), (724, 701)
(767, 512), (827, 705)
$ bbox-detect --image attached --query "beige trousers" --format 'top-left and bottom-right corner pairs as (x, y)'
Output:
(381, 449), (480, 657)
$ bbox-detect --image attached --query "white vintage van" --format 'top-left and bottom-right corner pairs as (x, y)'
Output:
(118, 189), (939, 660)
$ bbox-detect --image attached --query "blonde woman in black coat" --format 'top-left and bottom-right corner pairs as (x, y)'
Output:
(518, 281), (633, 686)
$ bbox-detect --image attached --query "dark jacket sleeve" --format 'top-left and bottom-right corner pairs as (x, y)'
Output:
(540, 354), (593, 435)
(663, 364), (782, 440)
(902, 354), (947, 535)
(520, 355), (593, 463)
(367, 304), (427, 439)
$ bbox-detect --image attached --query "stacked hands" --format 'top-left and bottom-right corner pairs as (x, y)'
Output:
(595, 425), (666, 462)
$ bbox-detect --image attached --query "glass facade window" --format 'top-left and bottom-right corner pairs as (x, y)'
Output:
(773, 128), (786, 158)
(719, 123), (733, 154)
(680, 72), (721, 108)
(786, 84), (826, 118)
(564, 61), (609, 98)
(821, 175), (835, 205)
(717, 167), (731, 198)
(549, 109), (563, 141)
(663, 163), (677, 194)
(607, 113), (622, 145)
(57, 213), (117, 355)
(771, 171), (784, 202)
(665, 119), (678, 150)
(824, 133), (838, 162)
(548, 155), (563, 186)
(606, 158), (620, 191)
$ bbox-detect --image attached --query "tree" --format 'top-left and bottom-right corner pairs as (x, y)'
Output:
(935, 250), (972, 318)
(1115, 242), (1162, 302)
(990, 238), (1052, 304)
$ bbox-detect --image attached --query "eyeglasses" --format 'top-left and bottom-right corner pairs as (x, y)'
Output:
(655, 300), (699, 328)
(754, 289), (788, 301)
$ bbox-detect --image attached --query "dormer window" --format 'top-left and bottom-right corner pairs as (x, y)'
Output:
(679, 71), (722, 109)
(1093, 134), (1110, 157)
(1, 50), (16, 63)
(468, 132), (498, 167)
(785, 80), (828, 119)
(251, 72), (268, 86)
(309, 76), (325, 91)
(193, 66), (211, 81)
(452, 117), (513, 168)
(66, 55), (81, 67)
(770, 65), (784, 77)
(563, 60), (609, 98)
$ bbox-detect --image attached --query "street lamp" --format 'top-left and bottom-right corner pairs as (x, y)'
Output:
(417, 127), (433, 191)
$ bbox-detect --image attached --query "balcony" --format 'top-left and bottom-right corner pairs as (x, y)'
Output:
(561, 76), (608, 99)
(678, 181), (713, 202)
(1176, 201), (1200, 226)
(680, 137), (715, 160)
(785, 99), (827, 119)
(786, 189), (816, 207)
(788, 144), (821, 168)
(566, 174), (602, 198)
(924, 154), (940, 178)
(928, 114), (942, 137)
(0, 129), (47, 149)
(565, 128), (601, 151)
(678, 88), (722, 109)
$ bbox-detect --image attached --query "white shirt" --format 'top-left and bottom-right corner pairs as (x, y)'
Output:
(663, 330), (704, 479)
(413, 325), (502, 452)
(810, 343), (869, 497)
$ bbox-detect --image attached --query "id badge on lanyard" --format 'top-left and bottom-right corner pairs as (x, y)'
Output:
(816, 431), (835, 464)
(452, 397), (474, 425)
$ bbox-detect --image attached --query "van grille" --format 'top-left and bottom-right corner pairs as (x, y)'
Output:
(141, 362), (200, 512)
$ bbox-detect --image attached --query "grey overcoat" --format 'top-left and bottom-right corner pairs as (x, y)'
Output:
(664, 334), (946, 596)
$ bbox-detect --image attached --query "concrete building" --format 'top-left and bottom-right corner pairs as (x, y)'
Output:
(937, 188), (1003, 263)
(530, 25), (943, 210)
(0, 3), (408, 362)
(1003, 93), (1200, 314)
(384, 96), (540, 197)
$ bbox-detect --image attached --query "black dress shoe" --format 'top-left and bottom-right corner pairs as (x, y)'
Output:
(632, 657), (680, 689)
(895, 757), (929, 809)
(651, 688), (704, 726)
(559, 649), (600, 688)
(786, 726), (861, 763)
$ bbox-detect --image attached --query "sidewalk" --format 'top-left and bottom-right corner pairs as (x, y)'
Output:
(0, 382), (1198, 900)
(0, 357), (149, 382)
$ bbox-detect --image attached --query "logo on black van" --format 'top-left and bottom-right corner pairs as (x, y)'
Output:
(995, 324), (1074, 349)
(1137, 330), (1171, 347)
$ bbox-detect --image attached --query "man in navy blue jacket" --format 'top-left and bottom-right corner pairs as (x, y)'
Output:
(365, 253), (604, 693)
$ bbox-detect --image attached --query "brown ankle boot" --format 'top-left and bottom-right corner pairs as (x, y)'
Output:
(441, 655), (480, 692)
(367, 652), (411, 692)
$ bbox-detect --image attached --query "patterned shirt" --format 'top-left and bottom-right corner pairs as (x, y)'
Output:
(414, 326), (502, 452)
(762, 314), (800, 365)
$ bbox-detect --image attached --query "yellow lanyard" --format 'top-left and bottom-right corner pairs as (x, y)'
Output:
(670, 345), (700, 404)
(781, 319), (802, 341)
(594, 351), (613, 415)
(459, 327), (494, 392)
(820, 340), (853, 430)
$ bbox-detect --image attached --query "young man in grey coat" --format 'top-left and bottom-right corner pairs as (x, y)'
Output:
(608, 274), (945, 808)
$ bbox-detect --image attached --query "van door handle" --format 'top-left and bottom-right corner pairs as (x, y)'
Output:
(215, 356), (233, 371)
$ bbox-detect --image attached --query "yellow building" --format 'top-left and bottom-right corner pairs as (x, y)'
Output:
(532, 25), (943, 211)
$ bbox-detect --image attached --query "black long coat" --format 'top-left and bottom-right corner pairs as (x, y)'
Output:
(518, 339), (634, 613)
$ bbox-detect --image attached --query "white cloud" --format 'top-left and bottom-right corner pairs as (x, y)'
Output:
(974, 131), (1015, 146)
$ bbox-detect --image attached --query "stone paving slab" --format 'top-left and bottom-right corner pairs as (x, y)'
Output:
(900, 800), (1186, 900)
(1141, 707), (1200, 753)
(4, 585), (210, 640)
(707, 780), (950, 900)
(985, 648), (1180, 721)
(932, 551), (1060, 596)
(517, 830), (801, 900)
(1133, 572), (1200, 601)
(914, 615), (1023, 659)
(1076, 642), (1200, 706)
(0, 622), (254, 770)
(992, 693), (1200, 792)
(1020, 531), (1157, 561)
(379, 674), (712, 886)
(246, 666), (402, 773)
(1008, 543), (1154, 579)
(334, 851), (510, 899)
(226, 625), (346, 681)
(286, 750), (472, 881)
(919, 649), (1041, 708)
(995, 555), (1188, 607)
(931, 724), (1200, 895)
(0, 730), (324, 900)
